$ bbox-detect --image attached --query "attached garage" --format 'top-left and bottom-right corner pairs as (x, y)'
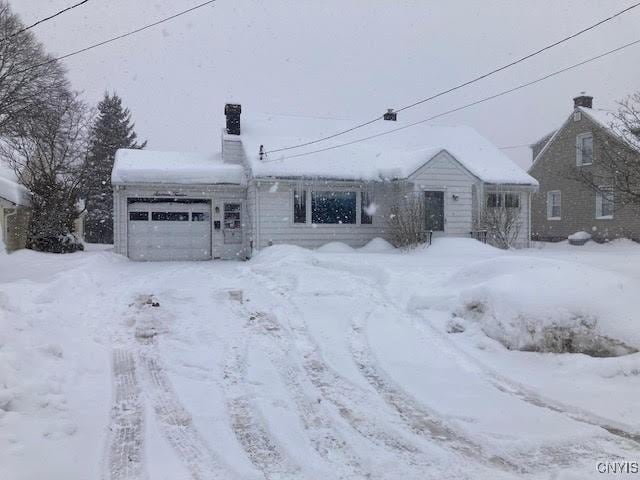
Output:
(127, 199), (212, 261)
(112, 149), (248, 261)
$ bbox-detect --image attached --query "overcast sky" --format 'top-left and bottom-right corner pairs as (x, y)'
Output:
(13, 0), (640, 168)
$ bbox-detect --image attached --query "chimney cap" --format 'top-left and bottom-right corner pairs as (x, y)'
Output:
(225, 103), (242, 115)
(573, 94), (593, 109)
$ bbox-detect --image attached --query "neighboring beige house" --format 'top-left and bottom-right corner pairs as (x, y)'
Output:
(111, 104), (538, 261)
(0, 165), (31, 252)
(529, 95), (640, 242)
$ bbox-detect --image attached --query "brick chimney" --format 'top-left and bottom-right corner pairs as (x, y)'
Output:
(573, 94), (593, 109)
(224, 103), (242, 135)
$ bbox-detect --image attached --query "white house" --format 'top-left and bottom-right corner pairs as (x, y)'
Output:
(111, 104), (538, 261)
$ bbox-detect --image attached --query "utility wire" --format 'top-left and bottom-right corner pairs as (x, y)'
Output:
(499, 144), (532, 150)
(266, 37), (640, 162)
(1, 0), (91, 42)
(13, 0), (217, 76)
(265, 1), (640, 154)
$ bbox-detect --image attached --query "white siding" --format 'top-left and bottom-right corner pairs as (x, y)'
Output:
(409, 151), (480, 237)
(252, 179), (395, 250)
(483, 185), (533, 249)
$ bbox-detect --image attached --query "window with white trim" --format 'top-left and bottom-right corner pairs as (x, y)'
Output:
(486, 192), (520, 208)
(576, 133), (593, 166)
(595, 187), (614, 219)
(547, 191), (561, 220)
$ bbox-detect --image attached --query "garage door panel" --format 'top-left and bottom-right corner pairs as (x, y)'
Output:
(127, 200), (211, 261)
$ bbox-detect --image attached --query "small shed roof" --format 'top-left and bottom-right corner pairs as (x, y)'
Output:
(111, 149), (246, 185)
(0, 163), (30, 206)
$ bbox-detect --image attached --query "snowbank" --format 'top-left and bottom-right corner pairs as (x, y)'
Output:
(249, 244), (317, 267)
(316, 242), (355, 253)
(358, 238), (395, 253)
(450, 256), (640, 355)
(568, 231), (591, 241)
(568, 231), (591, 246)
(418, 237), (503, 257)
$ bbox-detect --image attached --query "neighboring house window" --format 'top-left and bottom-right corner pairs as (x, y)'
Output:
(293, 188), (307, 223)
(547, 191), (561, 220)
(361, 191), (373, 224)
(595, 187), (614, 219)
(311, 191), (356, 224)
(486, 192), (520, 208)
(576, 133), (593, 166)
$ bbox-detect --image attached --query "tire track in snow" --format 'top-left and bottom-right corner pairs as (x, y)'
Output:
(105, 348), (146, 480)
(417, 313), (640, 449)
(243, 270), (468, 475)
(247, 311), (372, 479)
(317, 257), (640, 450)
(222, 309), (301, 479)
(348, 314), (518, 473)
(138, 352), (235, 480)
(313, 259), (638, 464)
(133, 298), (236, 480)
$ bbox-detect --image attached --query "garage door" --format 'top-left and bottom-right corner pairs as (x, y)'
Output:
(127, 200), (211, 261)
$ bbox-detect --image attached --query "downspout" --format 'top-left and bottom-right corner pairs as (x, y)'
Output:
(528, 190), (532, 248)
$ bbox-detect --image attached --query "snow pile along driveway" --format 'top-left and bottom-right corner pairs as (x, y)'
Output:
(449, 256), (640, 356)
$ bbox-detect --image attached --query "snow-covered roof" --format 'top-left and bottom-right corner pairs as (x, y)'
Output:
(111, 149), (246, 185)
(238, 114), (537, 185)
(579, 107), (640, 152)
(0, 163), (30, 206)
(579, 107), (619, 131)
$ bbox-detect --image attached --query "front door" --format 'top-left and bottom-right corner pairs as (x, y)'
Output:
(424, 191), (444, 232)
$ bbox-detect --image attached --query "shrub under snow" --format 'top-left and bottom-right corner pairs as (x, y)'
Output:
(450, 256), (640, 356)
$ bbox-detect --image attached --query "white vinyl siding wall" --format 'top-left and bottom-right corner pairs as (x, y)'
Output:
(250, 180), (393, 249)
(483, 186), (532, 248)
(408, 151), (480, 237)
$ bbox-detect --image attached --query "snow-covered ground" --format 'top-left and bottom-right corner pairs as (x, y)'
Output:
(1, 238), (639, 479)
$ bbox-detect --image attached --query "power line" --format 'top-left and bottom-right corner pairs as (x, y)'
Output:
(1, 0), (91, 42)
(13, 1), (217, 77)
(499, 144), (532, 150)
(265, 1), (640, 155)
(266, 37), (640, 162)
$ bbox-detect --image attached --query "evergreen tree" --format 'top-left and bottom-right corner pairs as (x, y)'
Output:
(84, 92), (146, 243)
